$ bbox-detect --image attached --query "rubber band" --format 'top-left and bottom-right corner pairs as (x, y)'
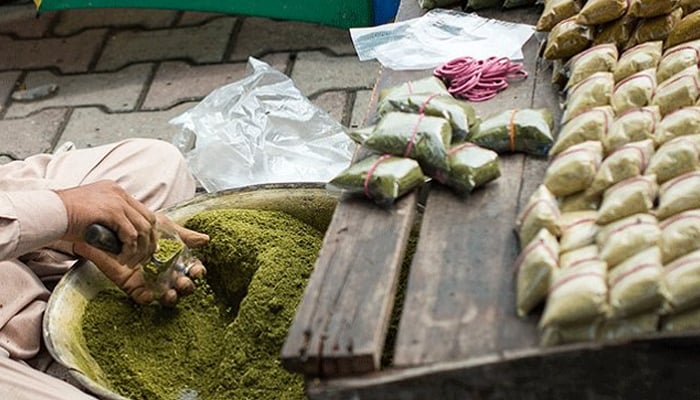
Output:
(404, 94), (440, 158)
(509, 108), (518, 152)
(434, 56), (528, 102)
(363, 154), (392, 199)
(549, 271), (605, 295)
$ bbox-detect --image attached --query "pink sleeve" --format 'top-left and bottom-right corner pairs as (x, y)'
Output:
(0, 190), (68, 261)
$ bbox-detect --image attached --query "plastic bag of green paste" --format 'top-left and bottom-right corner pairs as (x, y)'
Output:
(597, 174), (658, 225)
(364, 112), (451, 178)
(604, 106), (660, 153)
(596, 213), (660, 268)
(656, 171), (700, 219)
(607, 246), (663, 319)
(543, 17), (594, 60)
(625, 8), (683, 50)
(600, 312), (659, 341)
(646, 135), (700, 183)
(565, 44), (619, 90)
(562, 72), (614, 124)
(661, 248), (700, 314)
(469, 108), (554, 157)
(540, 260), (608, 328)
(418, 0), (462, 9)
(544, 141), (603, 197)
(444, 143), (500, 196)
(537, 0), (583, 32)
(629, 0), (681, 18)
(515, 228), (560, 317)
(655, 106), (700, 145)
(559, 190), (601, 212)
(611, 69), (657, 115)
(328, 155), (426, 206)
(559, 211), (599, 253)
(665, 9), (700, 49)
(466, 0), (503, 10)
(378, 94), (479, 143)
(515, 185), (562, 249)
(593, 15), (638, 49)
(652, 65), (700, 116)
(560, 244), (601, 270)
(657, 41), (700, 84)
(659, 209), (700, 263)
(541, 320), (601, 346)
(681, 0), (700, 14)
(613, 41), (663, 83)
(577, 0), (629, 26)
(588, 139), (655, 196)
(378, 77), (449, 105)
(550, 107), (613, 157)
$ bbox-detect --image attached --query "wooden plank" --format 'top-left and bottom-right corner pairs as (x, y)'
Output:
(308, 333), (700, 400)
(392, 6), (556, 366)
(280, 0), (427, 377)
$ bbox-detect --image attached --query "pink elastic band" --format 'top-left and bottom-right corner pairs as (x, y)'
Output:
(363, 154), (392, 199)
(435, 56), (528, 102)
(404, 94), (440, 158)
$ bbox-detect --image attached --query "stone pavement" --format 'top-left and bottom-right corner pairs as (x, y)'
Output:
(0, 2), (381, 163)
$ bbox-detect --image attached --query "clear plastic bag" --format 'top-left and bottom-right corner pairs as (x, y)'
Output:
(170, 58), (355, 192)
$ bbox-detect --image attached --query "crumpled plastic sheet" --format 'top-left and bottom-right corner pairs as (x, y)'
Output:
(170, 58), (356, 192)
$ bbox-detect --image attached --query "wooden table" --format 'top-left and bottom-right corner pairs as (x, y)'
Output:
(281, 1), (700, 399)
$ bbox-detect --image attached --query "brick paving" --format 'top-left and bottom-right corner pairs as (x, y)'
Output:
(0, 3), (380, 164)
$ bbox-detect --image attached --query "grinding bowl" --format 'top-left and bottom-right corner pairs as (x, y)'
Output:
(42, 182), (337, 400)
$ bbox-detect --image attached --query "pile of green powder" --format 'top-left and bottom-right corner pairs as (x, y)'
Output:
(82, 209), (324, 400)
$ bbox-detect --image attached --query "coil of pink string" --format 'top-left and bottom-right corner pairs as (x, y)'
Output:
(434, 56), (528, 102)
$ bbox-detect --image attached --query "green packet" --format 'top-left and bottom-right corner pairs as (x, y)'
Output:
(328, 154), (427, 206)
(443, 142), (501, 195)
(470, 108), (554, 157)
(364, 111), (452, 178)
(378, 76), (449, 106)
(377, 94), (479, 143)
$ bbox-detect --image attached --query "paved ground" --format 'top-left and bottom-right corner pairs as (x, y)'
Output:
(0, 2), (380, 163)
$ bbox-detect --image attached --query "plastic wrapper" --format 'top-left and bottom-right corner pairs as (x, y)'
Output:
(544, 141), (604, 197)
(559, 190), (601, 212)
(541, 320), (601, 346)
(588, 139), (654, 196)
(328, 155), (426, 206)
(559, 211), (600, 253)
(378, 77), (449, 106)
(562, 72), (614, 124)
(577, 0), (629, 26)
(565, 44), (619, 90)
(419, 0), (462, 9)
(347, 125), (374, 144)
(629, 0), (681, 18)
(560, 244), (601, 270)
(646, 135), (700, 183)
(170, 57), (355, 192)
(515, 228), (560, 317)
(377, 94), (478, 143)
(613, 41), (663, 83)
(604, 106), (660, 154)
(543, 17), (594, 60)
(625, 8), (683, 50)
(469, 108), (554, 156)
(596, 213), (660, 268)
(659, 209), (700, 263)
(600, 312), (659, 341)
(515, 185), (562, 248)
(539, 260), (608, 328)
(652, 65), (700, 116)
(665, 9), (700, 49)
(537, 0), (583, 32)
(607, 246), (664, 318)
(593, 15), (638, 49)
(661, 306), (700, 331)
(656, 170), (700, 219)
(549, 106), (613, 156)
(466, 0), (503, 10)
(654, 106), (700, 145)
(681, 0), (700, 14)
(444, 143), (501, 195)
(364, 112), (451, 178)
(596, 174), (658, 224)
(661, 248), (700, 314)
(657, 42), (700, 84)
(611, 69), (657, 115)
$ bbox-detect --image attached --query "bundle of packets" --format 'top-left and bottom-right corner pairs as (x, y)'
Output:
(328, 77), (555, 206)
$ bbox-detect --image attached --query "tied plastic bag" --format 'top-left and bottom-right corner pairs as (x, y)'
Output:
(170, 58), (355, 192)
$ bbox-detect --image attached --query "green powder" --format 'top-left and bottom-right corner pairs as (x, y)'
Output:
(82, 208), (324, 400)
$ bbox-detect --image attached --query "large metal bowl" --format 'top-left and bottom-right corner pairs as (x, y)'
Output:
(42, 182), (337, 400)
